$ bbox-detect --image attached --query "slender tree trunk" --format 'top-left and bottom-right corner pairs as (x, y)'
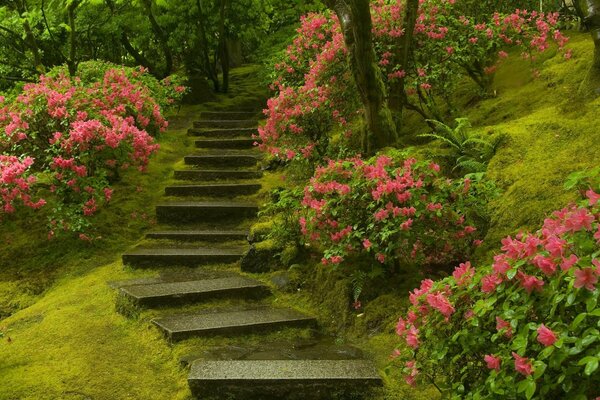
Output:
(13, 0), (44, 73)
(578, 0), (600, 94)
(141, 0), (173, 77)
(326, 0), (397, 152)
(67, 1), (80, 76)
(391, 0), (419, 115)
(219, 0), (230, 93)
(196, 0), (220, 92)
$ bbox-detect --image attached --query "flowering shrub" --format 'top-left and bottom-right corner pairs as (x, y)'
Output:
(260, 2), (571, 163)
(393, 189), (600, 399)
(300, 153), (490, 272)
(0, 64), (184, 235)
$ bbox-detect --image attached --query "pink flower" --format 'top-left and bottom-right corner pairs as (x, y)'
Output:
(587, 189), (600, 206)
(376, 253), (386, 263)
(512, 352), (533, 376)
(484, 354), (501, 371)
(426, 292), (455, 318)
(560, 254), (578, 271)
(537, 324), (557, 347)
(574, 267), (598, 291)
(362, 239), (372, 249)
(519, 273), (545, 294)
(533, 255), (556, 276)
(481, 274), (503, 293)
(406, 326), (419, 348)
(496, 317), (513, 337)
(396, 317), (407, 336)
(452, 261), (474, 286)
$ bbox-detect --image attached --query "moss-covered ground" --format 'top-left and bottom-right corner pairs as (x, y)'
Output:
(2, 32), (600, 399)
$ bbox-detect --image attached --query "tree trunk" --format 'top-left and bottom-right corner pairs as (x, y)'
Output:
(578, 0), (600, 94)
(326, 0), (397, 152)
(13, 0), (44, 73)
(219, 0), (230, 93)
(141, 0), (173, 77)
(196, 0), (220, 92)
(67, 1), (80, 76)
(391, 0), (419, 114)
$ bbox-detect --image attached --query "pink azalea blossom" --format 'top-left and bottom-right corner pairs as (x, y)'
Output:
(537, 324), (557, 347)
(512, 352), (533, 376)
(484, 354), (501, 371)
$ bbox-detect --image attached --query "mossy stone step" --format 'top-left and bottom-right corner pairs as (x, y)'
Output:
(165, 183), (261, 197)
(187, 360), (382, 399)
(156, 201), (258, 223)
(122, 247), (247, 267)
(200, 111), (259, 120)
(146, 230), (248, 241)
(188, 127), (256, 138)
(195, 138), (257, 149)
(184, 154), (259, 168)
(119, 276), (269, 307)
(153, 308), (316, 341)
(194, 120), (257, 129)
(174, 170), (262, 181)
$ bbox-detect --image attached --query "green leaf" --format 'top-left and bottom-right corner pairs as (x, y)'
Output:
(584, 358), (599, 375)
(570, 313), (587, 330)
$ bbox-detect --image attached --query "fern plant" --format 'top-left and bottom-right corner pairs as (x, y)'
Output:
(419, 118), (503, 175)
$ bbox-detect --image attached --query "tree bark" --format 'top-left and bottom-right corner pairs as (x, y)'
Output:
(577, 0), (600, 94)
(67, 0), (80, 76)
(218, 0), (230, 93)
(196, 0), (220, 92)
(325, 0), (397, 152)
(140, 0), (173, 77)
(391, 0), (419, 113)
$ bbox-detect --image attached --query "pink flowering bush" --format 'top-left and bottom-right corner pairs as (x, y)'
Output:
(300, 152), (491, 273)
(393, 188), (600, 398)
(260, 2), (571, 163)
(0, 63), (184, 235)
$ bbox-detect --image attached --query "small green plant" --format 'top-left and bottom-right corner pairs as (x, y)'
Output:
(419, 118), (503, 175)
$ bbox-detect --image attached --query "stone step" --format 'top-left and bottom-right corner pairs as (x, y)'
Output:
(201, 111), (259, 120)
(188, 360), (382, 399)
(165, 183), (261, 197)
(194, 120), (257, 129)
(122, 247), (247, 267)
(146, 230), (248, 241)
(119, 276), (269, 307)
(174, 169), (262, 181)
(195, 138), (257, 149)
(156, 201), (258, 223)
(188, 128), (256, 138)
(184, 154), (259, 168)
(154, 308), (316, 341)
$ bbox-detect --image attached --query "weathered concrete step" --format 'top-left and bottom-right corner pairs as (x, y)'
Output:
(120, 276), (269, 307)
(174, 169), (262, 181)
(195, 138), (258, 149)
(188, 128), (256, 138)
(122, 247), (246, 267)
(165, 183), (261, 197)
(201, 111), (259, 120)
(156, 201), (258, 223)
(194, 120), (257, 129)
(184, 154), (258, 168)
(154, 308), (316, 341)
(146, 230), (248, 241)
(188, 360), (382, 399)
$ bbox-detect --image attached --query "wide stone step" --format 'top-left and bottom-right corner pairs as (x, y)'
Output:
(188, 360), (382, 399)
(184, 154), (259, 168)
(156, 201), (258, 223)
(165, 183), (261, 197)
(188, 128), (256, 138)
(174, 169), (262, 181)
(194, 120), (257, 129)
(154, 308), (316, 341)
(146, 230), (248, 241)
(201, 111), (259, 120)
(119, 276), (269, 307)
(195, 138), (257, 149)
(122, 247), (246, 267)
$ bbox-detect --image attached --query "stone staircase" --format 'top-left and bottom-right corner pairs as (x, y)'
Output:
(114, 105), (382, 398)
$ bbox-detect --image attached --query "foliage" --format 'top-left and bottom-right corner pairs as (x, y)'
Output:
(300, 152), (494, 276)
(419, 118), (504, 175)
(0, 63), (184, 235)
(393, 182), (600, 399)
(259, 1), (571, 167)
